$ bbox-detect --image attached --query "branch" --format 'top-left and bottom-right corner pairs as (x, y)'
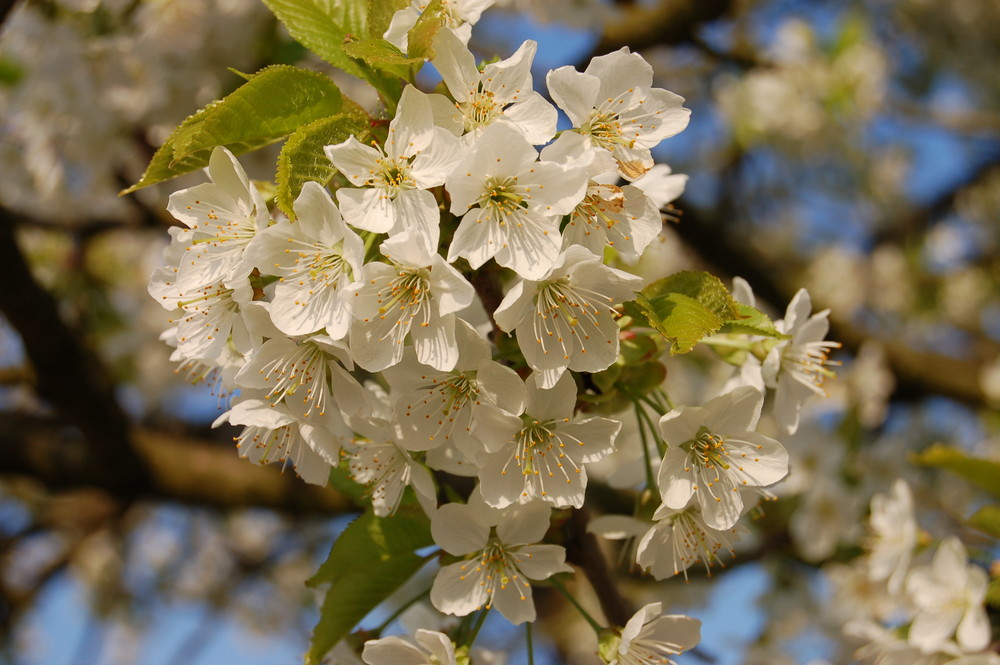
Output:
(590, 0), (736, 59)
(0, 415), (353, 515)
(564, 506), (634, 626)
(0, 211), (150, 494)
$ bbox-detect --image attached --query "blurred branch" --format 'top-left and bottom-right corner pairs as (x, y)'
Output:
(0, 415), (354, 515)
(873, 153), (1000, 246)
(591, 0), (736, 59)
(564, 506), (633, 626)
(672, 202), (991, 406)
(0, 0), (18, 27)
(0, 211), (150, 495)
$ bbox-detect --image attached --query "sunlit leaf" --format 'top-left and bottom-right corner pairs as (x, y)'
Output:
(912, 445), (1000, 499)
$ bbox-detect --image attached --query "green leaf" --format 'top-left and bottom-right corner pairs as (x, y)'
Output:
(262, 0), (370, 78)
(306, 510), (434, 664)
(967, 505), (1000, 538)
(912, 445), (1000, 499)
(718, 302), (789, 339)
(308, 510), (433, 587)
(122, 65), (343, 194)
(308, 554), (429, 664)
(406, 0), (448, 59)
(631, 271), (744, 354)
(367, 0), (410, 37)
(343, 38), (423, 79)
(275, 113), (371, 219)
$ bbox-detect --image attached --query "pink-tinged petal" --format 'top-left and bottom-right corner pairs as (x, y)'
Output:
(431, 560), (489, 616)
(546, 67), (600, 127)
(325, 137), (382, 185)
(338, 187), (396, 233)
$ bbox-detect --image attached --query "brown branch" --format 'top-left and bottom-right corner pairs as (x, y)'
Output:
(672, 202), (990, 406)
(564, 506), (634, 627)
(0, 211), (151, 495)
(590, 0), (736, 59)
(0, 415), (353, 515)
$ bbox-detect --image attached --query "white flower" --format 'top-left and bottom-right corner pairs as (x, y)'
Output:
(165, 146), (269, 288)
(244, 181), (364, 338)
(348, 416), (438, 517)
(657, 386), (788, 530)
(445, 124), (587, 280)
(867, 479), (917, 597)
(383, 319), (524, 457)
(147, 274), (253, 362)
(905, 537), (990, 654)
(762, 288), (841, 435)
(546, 48), (690, 180)
(325, 85), (461, 253)
(600, 602), (701, 665)
(218, 397), (351, 486)
(349, 235), (476, 372)
(430, 497), (571, 624)
(635, 503), (739, 580)
(384, 1), (494, 52)
(493, 245), (642, 388)
(431, 29), (557, 145)
(362, 629), (458, 665)
(474, 373), (619, 509)
(234, 333), (368, 420)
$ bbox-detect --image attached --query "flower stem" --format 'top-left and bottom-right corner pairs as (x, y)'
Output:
(634, 402), (657, 492)
(465, 608), (490, 646)
(549, 577), (604, 635)
(525, 622), (535, 665)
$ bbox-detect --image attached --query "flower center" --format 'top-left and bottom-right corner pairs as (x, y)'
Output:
(514, 419), (557, 475)
(784, 339), (842, 395)
(477, 176), (526, 222)
(375, 155), (415, 198)
(684, 425), (730, 471)
(458, 85), (502, 131)
(257, 341), (332, 417)
(580, 110), (635, 151)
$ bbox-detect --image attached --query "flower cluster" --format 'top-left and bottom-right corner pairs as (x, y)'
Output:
(146, 8), (842, 663)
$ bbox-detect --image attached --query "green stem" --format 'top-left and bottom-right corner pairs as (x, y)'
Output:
(373, 586), (430, 635)
(634, 401), (665, 456)
(362, 231), (382, 262)
(465, 608), (490, 646)
(656, 388), (675, 411)
(634, 402), (657, 491)
(525, 622), (534, 665)
(549, 577), (603, 635)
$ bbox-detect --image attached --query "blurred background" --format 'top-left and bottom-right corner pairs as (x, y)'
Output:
(0, 0), (997, 663)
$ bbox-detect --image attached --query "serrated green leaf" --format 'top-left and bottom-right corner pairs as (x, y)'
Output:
(718, 302), (789, 339)
(306, 509), (434, 664)
(644, 271), (741, 321)
(912, 445), (1000, 499)
(307, 553), (428, 664)
(636, 291), (723, 354)
(308, 510), (433, 587)
(343, 38), (423, 79)
(262, 0), (370, 78)
(631, 270), (744, 354)
(407, 0), (447, 59)
(967, 505), (1000, 538)
(367, 0), (410, 38)
(275, 114), (370, 219)
(122, 66), (343, 194)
